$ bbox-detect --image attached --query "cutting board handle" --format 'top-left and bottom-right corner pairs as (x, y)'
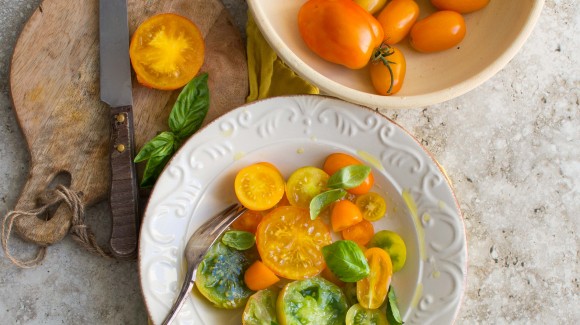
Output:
(109, 105), (139, 259)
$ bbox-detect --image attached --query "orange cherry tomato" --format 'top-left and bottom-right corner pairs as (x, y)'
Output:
(331, 200), (363, 232)
(369, 44), (406, 96)
(234, 163), (285, 211)
(377, 0), (420, 45)
(323, 153), (374, 195)
(409, 10), (466, 53)
(298, 0), (384, 69)
(357, 247), (393, 309)
(231, 209), (264, 234)
(256, 206), (332, 280)
(342, 219), (375, 246)
(129, 13), (205, 90)
(430, 0), (489, 14)
(321, 266), (345, 287)
(244, 260), (280, 291)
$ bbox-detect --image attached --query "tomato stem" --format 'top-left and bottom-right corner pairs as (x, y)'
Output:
(371, 43), (396, 95)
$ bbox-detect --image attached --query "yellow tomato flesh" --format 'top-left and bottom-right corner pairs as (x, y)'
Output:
(256, 206), (332, 280)
(129, 13), (205, 90)
(357, 247), (393, 309)
(235, 163), (285, 211)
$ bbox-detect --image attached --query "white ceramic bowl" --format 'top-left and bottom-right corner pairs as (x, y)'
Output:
(247, 0), (544, 109)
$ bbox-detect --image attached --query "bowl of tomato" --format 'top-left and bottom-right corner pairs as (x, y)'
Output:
(247, 0), (544, 108)
(139, 95), (468, 324)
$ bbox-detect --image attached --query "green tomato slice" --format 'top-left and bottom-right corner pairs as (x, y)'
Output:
(277, 277), (348, 325)
(368, 230), (407, 272)
(195, 241), (257, 309)
(345, 304), (388, 325)
(286, 167), (329, 208)
(243, 288), (279, 325)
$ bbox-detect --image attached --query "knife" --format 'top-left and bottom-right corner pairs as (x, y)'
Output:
(99, 0), (139, 259)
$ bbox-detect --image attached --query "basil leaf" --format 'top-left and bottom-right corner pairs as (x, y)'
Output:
(321, 240), (369, 282)
(309, 188), (346, 220)
(221, 230), (255, 250)
(135, 132), (178, 187)
(327, 165), (371, 189)
(169, 73), (210, 140)
(386, 286), (404, 325)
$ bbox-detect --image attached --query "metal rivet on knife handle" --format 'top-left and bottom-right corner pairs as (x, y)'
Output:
(116, 113), (126, 123)
(116, 144), (126, 152)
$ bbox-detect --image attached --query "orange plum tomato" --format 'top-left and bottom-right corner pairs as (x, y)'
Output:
(323, 153), (374, 195)
(357, 247), (393, 309)
(377, 0), (420, 45)
(256, 206), (332, 280)
(234, 163), (285, 211)
(331, 200), (364, 232)
(370, 44), (406, 96)
(430, 0), (489, 13)
(353, 0), (388, 14)
(409, 10), (466, 53)
(298, 0), (384, 69)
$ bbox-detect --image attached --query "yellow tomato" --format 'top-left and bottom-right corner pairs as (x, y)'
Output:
(256, 206), (332, 280)
(355, 192), (387, 221)
(357, 247), (393, 309)
(234, 163), (285, 211)
(129, 13), (205, 90)
(285, 166), (329, 208)
(353, 0), (388, 14)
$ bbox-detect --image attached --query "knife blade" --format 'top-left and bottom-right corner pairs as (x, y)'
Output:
(99, 0), (139, 259)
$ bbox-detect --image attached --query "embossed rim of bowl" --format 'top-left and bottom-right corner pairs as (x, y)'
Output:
(247, 0), (544, 109)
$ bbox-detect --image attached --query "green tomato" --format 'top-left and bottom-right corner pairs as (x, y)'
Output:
(243, 288), (279, 325)
(345, 304), (388, 325)
(277, 277), (348, 325)
(368, 230), (407, 272)
(343, 282), (359, 307)
(353, 0), (388, 14)
(195, 241), (257, 309)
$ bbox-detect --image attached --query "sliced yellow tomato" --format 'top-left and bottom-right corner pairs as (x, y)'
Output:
(235, 163), (285, 211)
(357, 247), (392, 309)
(129, 13), (205, 90)
(355, 192), (387, 221)
(285, 166), (329, 208)
(256, 206), (332, 280)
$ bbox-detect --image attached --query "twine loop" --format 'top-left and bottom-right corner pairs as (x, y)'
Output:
(2, 185), (112, 268)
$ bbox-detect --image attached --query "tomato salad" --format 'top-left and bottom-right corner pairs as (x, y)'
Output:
(194, 153), (408, 325)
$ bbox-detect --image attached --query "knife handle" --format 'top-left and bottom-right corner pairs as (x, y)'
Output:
(109, 105), (139, 259)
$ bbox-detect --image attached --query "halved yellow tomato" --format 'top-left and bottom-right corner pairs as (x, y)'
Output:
(285, 166), (329, 208)
(256, 206), (332, 280)
(355, 192), (387, 221)
(235, 163), (285, 211)
(357, 247), (393, 309)
(129, 13), (205, 90)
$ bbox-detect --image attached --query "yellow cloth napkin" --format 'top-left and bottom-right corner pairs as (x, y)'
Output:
(245, 14), (318, 102)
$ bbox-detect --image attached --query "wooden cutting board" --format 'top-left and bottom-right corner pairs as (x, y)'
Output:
(9, 0), (248, 245)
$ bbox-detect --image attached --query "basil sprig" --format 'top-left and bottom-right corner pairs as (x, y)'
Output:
(134, 73), (210, 187)
(310, 165), (371, 220)
(327, 165), (371, 189)
(386, 286), (404, 324)
(221, 230), (255, 251)
(321, 240), (369, 282)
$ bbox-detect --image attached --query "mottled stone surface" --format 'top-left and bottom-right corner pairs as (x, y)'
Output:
(0, 0), (578, 324)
